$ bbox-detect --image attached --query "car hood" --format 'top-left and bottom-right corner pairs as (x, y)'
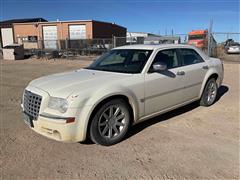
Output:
(29, 69), (132, 98)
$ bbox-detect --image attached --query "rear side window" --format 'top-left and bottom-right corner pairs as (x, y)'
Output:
(180, 49), (204, 66)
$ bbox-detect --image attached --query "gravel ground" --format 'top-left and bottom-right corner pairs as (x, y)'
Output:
(0, 58), (239, 180)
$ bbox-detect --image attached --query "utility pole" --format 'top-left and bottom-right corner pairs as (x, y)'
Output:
(208, 19), (213, 56)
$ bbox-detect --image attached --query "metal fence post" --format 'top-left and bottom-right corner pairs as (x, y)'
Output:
(57, 39), (60, 51)
(208, 19), (213, 56)
(113, 36), (116, 48)
(41, 40), (43, 59)
(65, 38), (68, 59)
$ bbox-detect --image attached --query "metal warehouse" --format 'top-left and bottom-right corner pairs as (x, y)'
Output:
(12, 20), (126, 49)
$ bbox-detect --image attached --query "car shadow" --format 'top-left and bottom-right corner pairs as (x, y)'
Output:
(160, 70), (176, 78)
(81, 85), (229, 145)
(215, 85), (229, 102)
(125, 101), (199, 140)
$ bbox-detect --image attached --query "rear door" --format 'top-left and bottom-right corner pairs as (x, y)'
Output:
(178, 48), (208, 101)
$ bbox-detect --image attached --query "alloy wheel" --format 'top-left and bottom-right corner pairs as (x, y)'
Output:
(206, 81), (217, 104)
(98, 105), (126, 139)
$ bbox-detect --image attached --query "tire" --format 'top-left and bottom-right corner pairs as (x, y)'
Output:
(200, 78), (218, 106)
(90, 99), (130, 146)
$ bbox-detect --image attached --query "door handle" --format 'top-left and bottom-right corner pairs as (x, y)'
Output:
(176, 71), (185, 75)
(202, 65), (209, 70)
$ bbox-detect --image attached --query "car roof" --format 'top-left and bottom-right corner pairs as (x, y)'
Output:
(113, 44), (209, 60)
(113, 44), (196, 50)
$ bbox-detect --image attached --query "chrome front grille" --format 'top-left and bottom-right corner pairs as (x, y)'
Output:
(23, 90), (42, 120)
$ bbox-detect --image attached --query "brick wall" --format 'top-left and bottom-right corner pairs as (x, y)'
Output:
(13, 20), (126, 42)
(92, 21), (126, 38)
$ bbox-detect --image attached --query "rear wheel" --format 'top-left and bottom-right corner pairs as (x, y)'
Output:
(200, 78), (218, 106)
(90, 99), (130, 146)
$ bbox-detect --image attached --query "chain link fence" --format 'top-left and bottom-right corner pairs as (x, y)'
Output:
(18, 37), (114, 59)
(12, 32), (240, 60)
(124, 32), (239, 58)
(212, 33), (240, 61)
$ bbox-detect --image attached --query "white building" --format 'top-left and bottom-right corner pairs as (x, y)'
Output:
(127, 32), (180, 45)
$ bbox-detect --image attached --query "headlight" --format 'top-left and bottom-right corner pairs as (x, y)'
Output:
(48, 97), (68, 113)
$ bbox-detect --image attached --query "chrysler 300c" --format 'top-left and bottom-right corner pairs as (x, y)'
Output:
(21, 44), (223, 146)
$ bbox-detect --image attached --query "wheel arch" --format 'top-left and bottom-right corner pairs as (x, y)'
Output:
(85, 94), (137, 140)
(199, 71), (219, 98)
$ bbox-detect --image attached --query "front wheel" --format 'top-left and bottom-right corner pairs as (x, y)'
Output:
(90, 99), (130, 146)
(200, 78), (218, 106)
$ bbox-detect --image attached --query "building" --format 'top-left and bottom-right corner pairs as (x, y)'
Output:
(144, 36), (180, 45)
(127, 32), (161, 44)
(13, 20), (126, 49)
(0, 18), (47, 48)
(127, 32), (180, 45)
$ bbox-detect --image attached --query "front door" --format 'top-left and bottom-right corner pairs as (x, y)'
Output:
(144, 49), (185, 116)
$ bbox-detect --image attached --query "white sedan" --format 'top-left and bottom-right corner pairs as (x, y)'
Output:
(227, 45), (240, 54)
(21, 44), (224, 146)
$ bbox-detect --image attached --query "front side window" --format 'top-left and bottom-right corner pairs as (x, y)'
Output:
(180, 49), (204, 66)
(86, 49), (153, 73)
(150, 49), (180, 71)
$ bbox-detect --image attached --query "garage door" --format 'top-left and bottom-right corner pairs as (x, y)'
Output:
(69, 25), (86, 39)
(43, 26), (58, 49)
(1, 28), (14, 47)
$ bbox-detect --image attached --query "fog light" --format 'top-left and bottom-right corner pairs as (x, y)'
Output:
(53, 130), (61, 140)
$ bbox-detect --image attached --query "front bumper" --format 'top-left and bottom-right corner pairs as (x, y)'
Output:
(31, 114), (79, 142)
(21, 85), (91, 143)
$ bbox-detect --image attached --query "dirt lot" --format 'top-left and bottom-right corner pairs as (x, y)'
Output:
(0, 57), (239, 179)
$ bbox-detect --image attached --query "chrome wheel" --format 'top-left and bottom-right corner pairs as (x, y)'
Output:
(90, 99), (130, 146)
(98, 105), (126, 139)
(200, 78), (218, 107)
(206, 81), (217, 104)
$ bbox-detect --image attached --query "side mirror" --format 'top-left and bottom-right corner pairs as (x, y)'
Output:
(152, 62), (167, 72)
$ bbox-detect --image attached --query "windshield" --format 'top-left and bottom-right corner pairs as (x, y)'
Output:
(86, 49), (153, 73)
(189, 34), (205, 40)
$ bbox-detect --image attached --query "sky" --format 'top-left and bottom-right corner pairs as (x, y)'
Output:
(1, 0), (239, 41)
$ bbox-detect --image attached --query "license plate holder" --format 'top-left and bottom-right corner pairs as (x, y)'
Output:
(22, 112), (34, 128)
